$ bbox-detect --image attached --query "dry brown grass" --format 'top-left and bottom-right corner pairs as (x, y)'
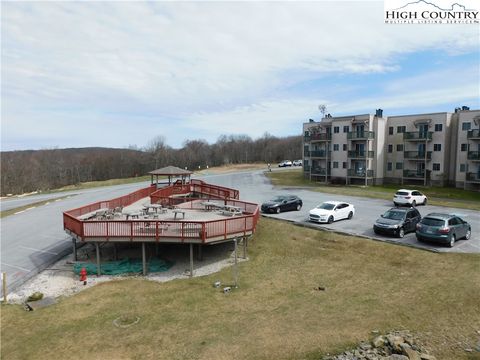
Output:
(2, 218), (479, 360)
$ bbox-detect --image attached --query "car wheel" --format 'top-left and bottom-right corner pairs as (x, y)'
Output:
(397, 227), (405, 238)
(412, 200), (416, 207)
(449, 233), (456, 247)
(328, 216), (334, 224)
(465, 229), (471, 240)
(393, 202), (398, 206)
(423, 198), (427, 206)
(348, 211), (353, 219)
(276, 207), (281, 214)
(296, 204), (302, 211)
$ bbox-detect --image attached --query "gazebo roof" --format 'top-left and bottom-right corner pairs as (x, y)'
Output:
(148, 166), (193, 176)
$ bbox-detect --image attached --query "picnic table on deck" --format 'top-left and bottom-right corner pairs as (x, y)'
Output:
(143, 204), (167, 214)
(172, 209), (186, 219)
(200, 201), (222, 211)
(220, 205), (242, 216)
(125, 211), (143, 220)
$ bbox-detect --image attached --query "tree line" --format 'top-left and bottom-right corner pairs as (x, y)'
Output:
(1, 133), (301, 195)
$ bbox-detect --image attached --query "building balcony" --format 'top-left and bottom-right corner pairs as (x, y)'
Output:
(403, 170), (429, 179)
(466, 172), (480, 183)
(403, 132), (433, 141)
(310, 150), (331, 158)
(403, 151), (432, 160)
(467, 151), (480, 161)
(304, 133), (331, 142)
(467, 129), (480, 140)
(347, 150), (374, 159)
(311, 168), (330, 176)
(347, 131), (375, 140)
(347, 169), (374, 177)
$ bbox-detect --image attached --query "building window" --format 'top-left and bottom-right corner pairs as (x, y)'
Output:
(433, 144), (441, 151)
(342, 162), (347, 169)
(434, 124), (443, 132)
(460, 164), (466, 172)
(387, 162), (392, 171)
(388, 127), (394, 135)
(333, 161), (339, 168)
(396, 162), (403, 170)
(334, 126), (340, 133)
(433, 163), (441, 171)
(333, 144), (339, 151)
(396, 144), (403, 151)
(397, 126), (406, 133)
(343, 144), (347, 151)
(461, 143), (468, 151)
(462, 122), (471, 131)
(343, 126), (349, 133)
(388, 144), (393, 153)
(305, 131), (310, 136)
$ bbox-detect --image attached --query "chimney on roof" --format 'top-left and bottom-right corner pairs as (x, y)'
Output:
(375, 109), (383, 118)
(309, 118), (315, 123)
(462, 106), (470, 111)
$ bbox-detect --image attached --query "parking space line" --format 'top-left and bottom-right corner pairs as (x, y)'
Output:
(19, 246), (58, 255)
(1, 262), (31, 272)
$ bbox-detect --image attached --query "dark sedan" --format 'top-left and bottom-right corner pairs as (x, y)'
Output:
(373, 207), (421, 238)
(416, 213), (471, 247)
(261, 195), (302, 214)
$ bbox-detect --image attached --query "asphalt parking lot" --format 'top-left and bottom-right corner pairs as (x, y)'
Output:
(260, 189), (480, 253)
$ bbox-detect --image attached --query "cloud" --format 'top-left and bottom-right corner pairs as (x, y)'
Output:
(1, 1), (479, 150)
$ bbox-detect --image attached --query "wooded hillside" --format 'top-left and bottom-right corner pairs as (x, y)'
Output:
(1, 134), (301, 195)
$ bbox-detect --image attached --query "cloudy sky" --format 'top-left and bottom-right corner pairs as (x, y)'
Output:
(2, 1), (479, 151)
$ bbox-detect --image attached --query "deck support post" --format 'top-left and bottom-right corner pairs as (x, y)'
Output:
(197, 244), (203, 261)
(95, 242), (101, 276)
(243, 237), (247, 259)
(233, 238), (238, 288)
(189, 243), (194, 278)
(113, 243), (117, 260)
(155, 243), (159, 256)
(142, 242), (147, 276)
(72, 238), (77, 262)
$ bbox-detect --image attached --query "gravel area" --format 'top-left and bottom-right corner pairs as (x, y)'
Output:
(7, 242), (246, 304)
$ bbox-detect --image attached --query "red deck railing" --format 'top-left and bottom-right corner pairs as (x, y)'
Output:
(63, 181), (257, 243)
(150, 179), (239, 207)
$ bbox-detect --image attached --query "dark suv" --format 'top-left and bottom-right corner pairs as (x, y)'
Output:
(373, 207), (421, 238)
(416, 213), (471, 247)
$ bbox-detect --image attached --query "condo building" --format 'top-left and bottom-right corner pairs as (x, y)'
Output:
(454, 109), (480, 190)
(303, 110), (386, 186)
(302, 108), (479, 190)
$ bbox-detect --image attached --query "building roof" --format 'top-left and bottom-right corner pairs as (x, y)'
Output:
(148, 166), (193, 176)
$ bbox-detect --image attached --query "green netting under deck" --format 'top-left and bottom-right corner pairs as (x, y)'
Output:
(73, 257), (174, 275)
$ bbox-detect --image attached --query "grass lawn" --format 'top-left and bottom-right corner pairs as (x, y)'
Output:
(2, 218), (479, 360)
(267, 169), (480, 211)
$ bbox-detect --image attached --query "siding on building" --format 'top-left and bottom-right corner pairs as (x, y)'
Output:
(302, 109), (480, 190)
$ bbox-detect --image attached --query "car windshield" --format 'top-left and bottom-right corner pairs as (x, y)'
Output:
(421, 217), (445, 227)
(317, 203), (335, 210)
(382, 210), (405, 220)
(271, 196), (287, 202)
(396, 191), (409, 196)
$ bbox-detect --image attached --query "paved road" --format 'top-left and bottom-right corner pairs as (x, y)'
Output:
(1, 168), (479, 295)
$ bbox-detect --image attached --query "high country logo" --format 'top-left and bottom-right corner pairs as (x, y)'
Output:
(384, 0), (479, 24)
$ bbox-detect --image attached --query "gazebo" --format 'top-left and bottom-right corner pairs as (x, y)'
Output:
(149, 166), (193, 187)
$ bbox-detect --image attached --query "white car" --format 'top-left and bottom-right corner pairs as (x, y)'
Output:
(278, 160), (293, 167)
(309, 201), (355, 224)
(393, 189), (427, 206)
(292, 159), (303, 166)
